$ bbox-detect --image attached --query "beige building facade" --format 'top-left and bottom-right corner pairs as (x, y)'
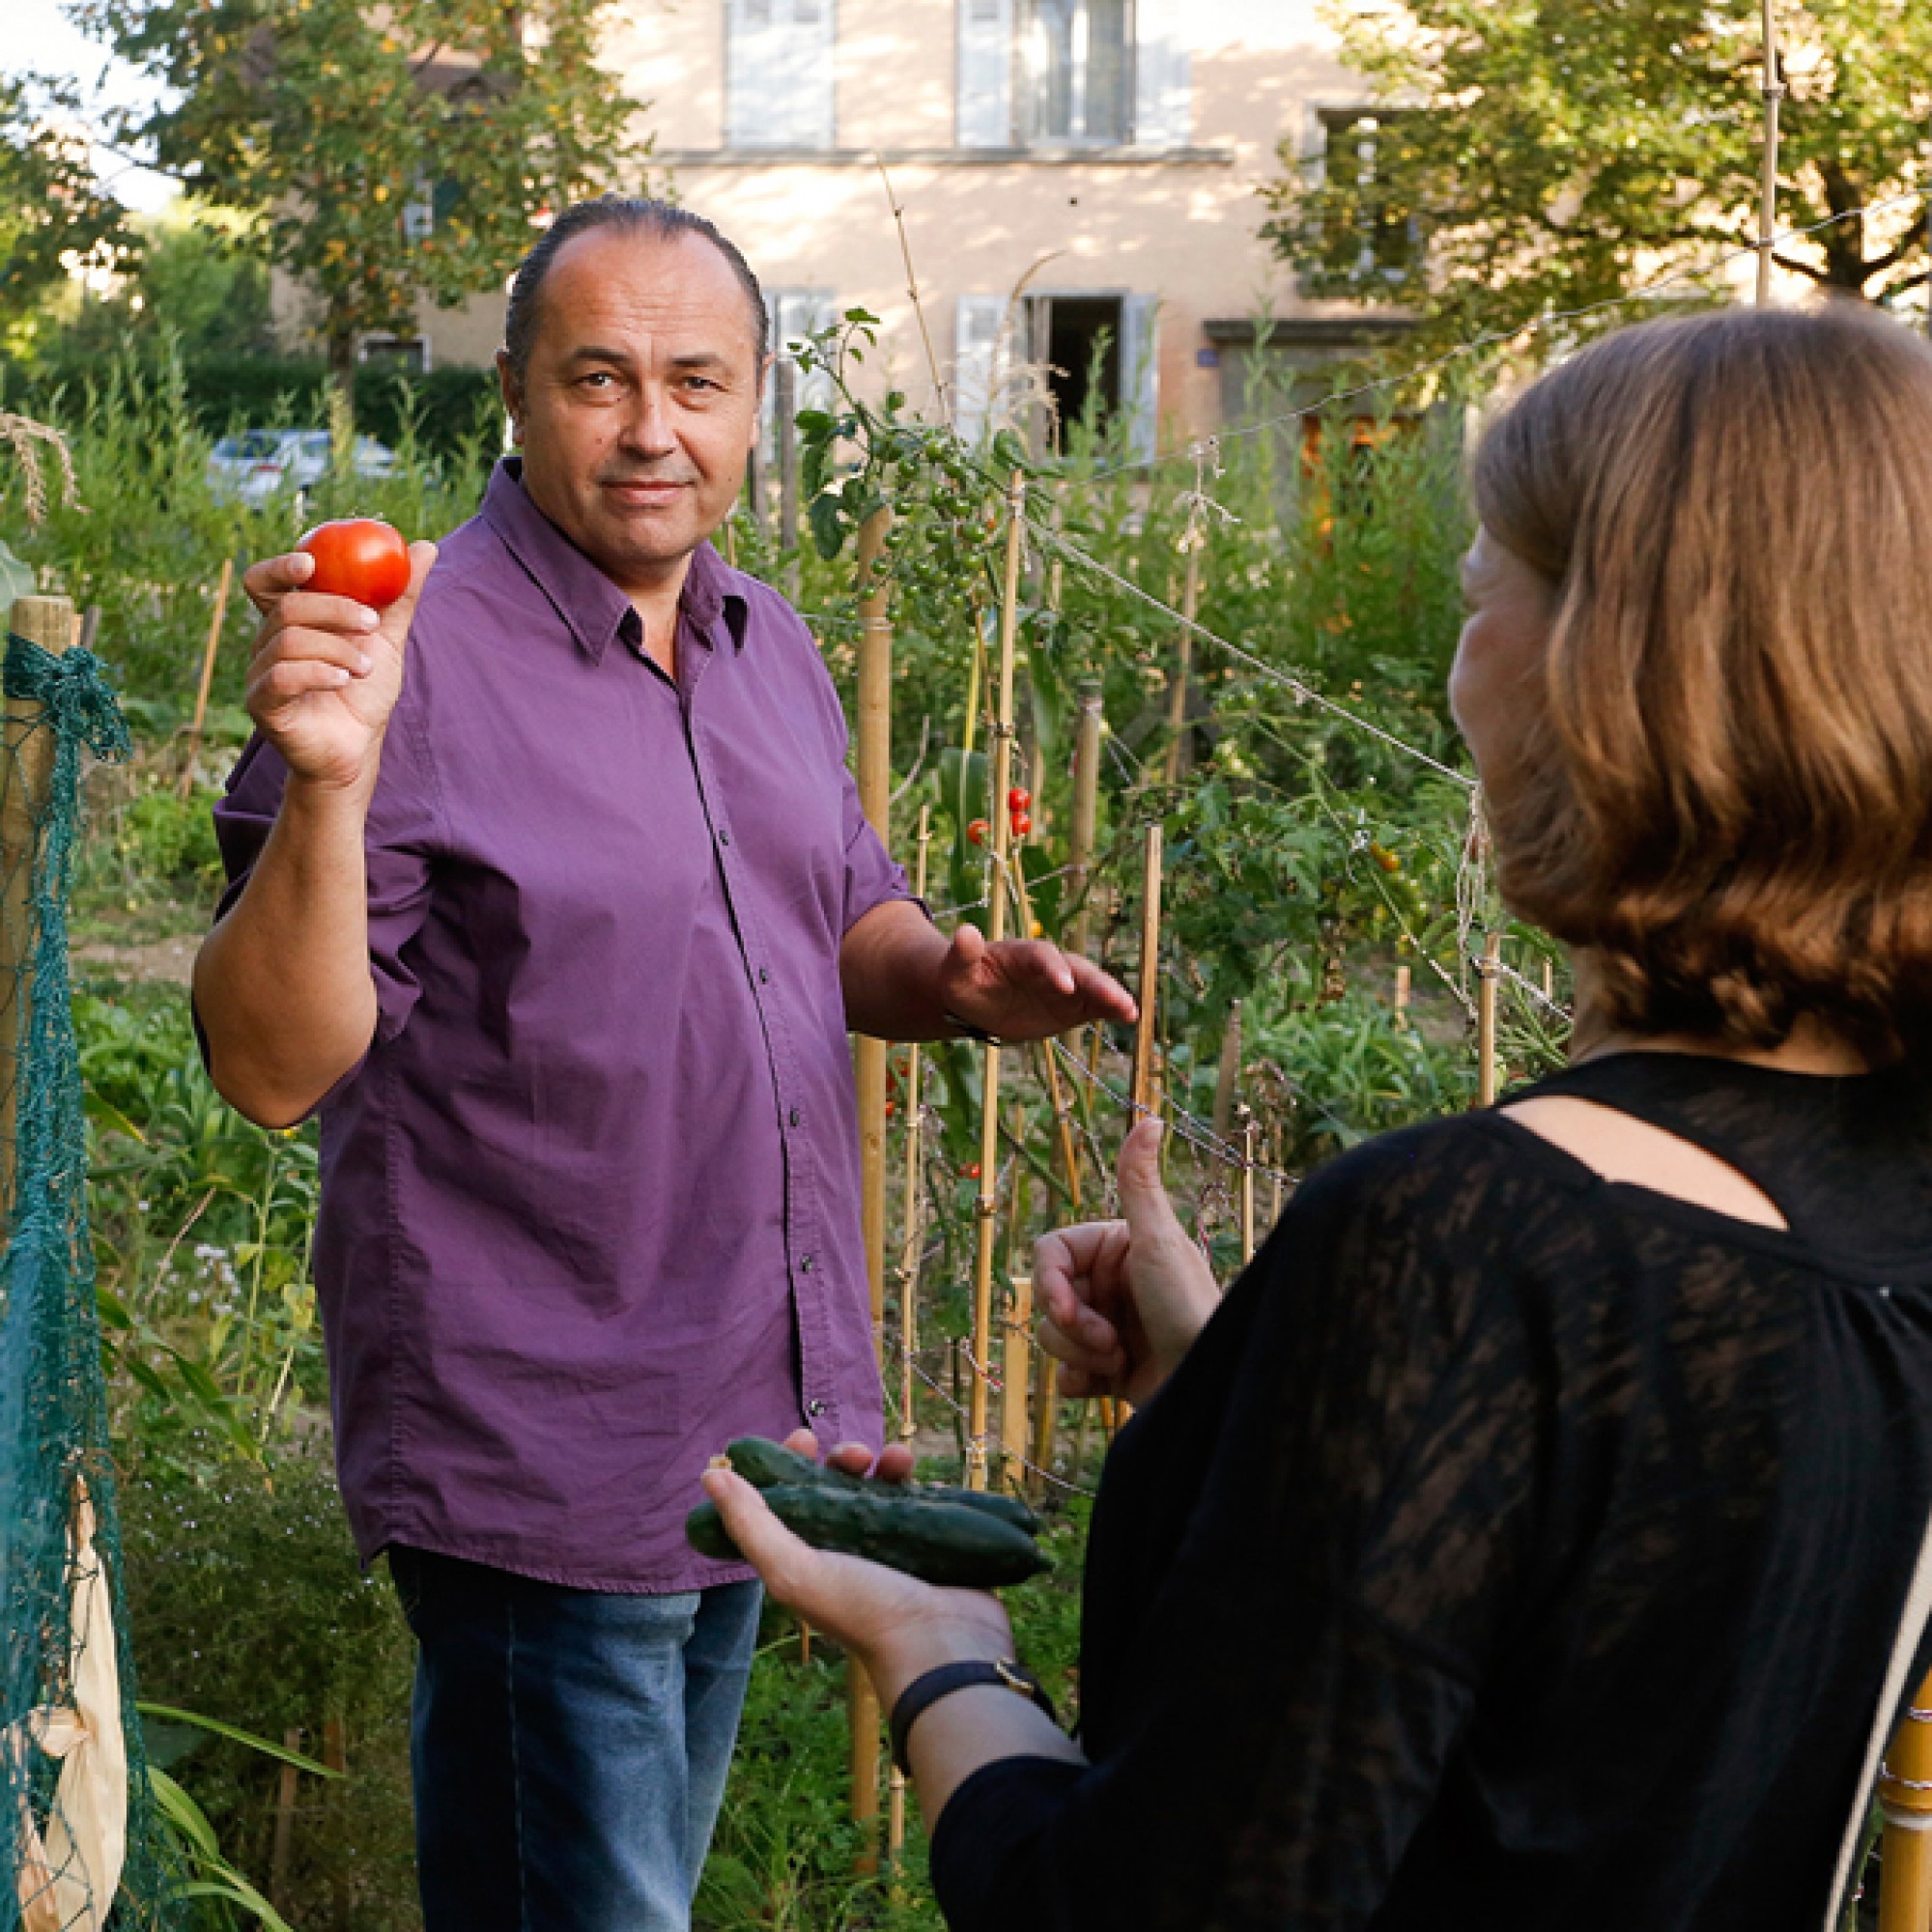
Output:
(392, 0), (1388, 456)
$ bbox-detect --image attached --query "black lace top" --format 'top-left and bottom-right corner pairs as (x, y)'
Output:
(929, 1051), (1932, 1930)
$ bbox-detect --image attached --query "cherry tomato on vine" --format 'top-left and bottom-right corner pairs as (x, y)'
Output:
(298, 518), (411, 609)
(962, 1162), (981, 1180)
(1368, 841), (1403, 873)
(966, 818), (990, 846)
(1008, 786), (1032, 812)
(1011, 811), (1033, 838)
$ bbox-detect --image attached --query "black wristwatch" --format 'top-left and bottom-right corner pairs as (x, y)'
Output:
(889, 1658), (1059, 1774)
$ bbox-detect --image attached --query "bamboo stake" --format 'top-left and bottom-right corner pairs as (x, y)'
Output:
(966, 472), (1028, 1492)
(1, 594), (71, 1231)
(961, 598), (987, 761)
(1477, 931), (1502, 1108)
(179, 556), (234, 799)
(1066, 680), (1103, 957)
(1878, 1669), (1932, 1932)
(776, 358), (800, 554)
(1270, 1125), (1285, 1227)
(270, 1729), (301, 1907)
(1393, 962), (1412, 1022)
(1756, 0), (1785, 306)
(1129, 826), (1164, 1117)
(850, 502), (894, 1870)
(1237, 1102), (1257, 1265)
(1161, 547), (1202, 785)
(1211, 1000), (1243, 1138)
(1030, 1321), (1058, 1500)
(1002, 1273), (1034, 1494)
(885, 809), (930, 1870)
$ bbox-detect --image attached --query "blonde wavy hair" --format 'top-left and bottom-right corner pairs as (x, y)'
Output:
(1471, 301), (1932, 1062)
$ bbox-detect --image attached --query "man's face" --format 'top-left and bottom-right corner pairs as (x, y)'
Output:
(498, 226), (763, 593)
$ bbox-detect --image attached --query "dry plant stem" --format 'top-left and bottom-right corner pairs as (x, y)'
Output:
(0, 413), (81, 526)
(967, 472), (1027, 1492)
(1757, 0), (1785, 306)
(1162, 545), (1202, 785)
(1130, 825), (1165, 1116)
(1878, 1669), (1932, 1930)
(874, 154), (950, 422)
(180, 556), (234, 800)
(851, 503), (894, 1864)
(1477, 932), (1502, 1108)
(1, 595), (71, 1227)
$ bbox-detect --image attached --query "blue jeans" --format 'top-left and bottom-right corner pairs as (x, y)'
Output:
(387, 1547), (763, 1932)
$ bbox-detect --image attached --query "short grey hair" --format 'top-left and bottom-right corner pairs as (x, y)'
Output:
(502, 196), (768, 379)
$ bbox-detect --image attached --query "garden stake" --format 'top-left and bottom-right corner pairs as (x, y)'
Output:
(1394, 963), (1411, 1021)
(1212, 1001), (1243, 1137)
(885, 810), (931, 1874)
(1270, 1124), (1285, 1226)
(1477, 932), (1502, 1107)
(851, 502), (895, 1866)
(1130, 826), (1164, 1119)
(1013, 854), (1084, 1214)
(1067, 680), (1103, 957)
(1756, 0), (1785, 305)
(775, 357), (800, 555)
(1162, 544), (1202, 784)
(1, 593), (71, 1226)
(179, 555), (233, 799)
(270, 1728), (301, 1905)
(1877, 1669), (1932, 1930)
(1003, 1273), (1034, 1494)
(966, 472), (1028, 1492)
(1238, 1102), (1257, 1264)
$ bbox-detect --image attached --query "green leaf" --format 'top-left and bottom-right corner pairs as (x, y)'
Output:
(808, 494), (849, 562)
(139, 1703), (342, 1777)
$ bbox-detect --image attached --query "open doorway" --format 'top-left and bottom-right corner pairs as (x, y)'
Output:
(1033, 296), (1124, 445)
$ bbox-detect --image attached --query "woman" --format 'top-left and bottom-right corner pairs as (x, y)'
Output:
(703, 301), (1932, 1929)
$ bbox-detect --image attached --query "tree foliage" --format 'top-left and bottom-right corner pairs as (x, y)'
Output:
(73, 0), (654, 385)
(0, 74), (137, 322)
(1262, 0), (1932, 350)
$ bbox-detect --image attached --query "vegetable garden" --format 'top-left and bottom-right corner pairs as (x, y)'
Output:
(3, 47), (1926, 1905)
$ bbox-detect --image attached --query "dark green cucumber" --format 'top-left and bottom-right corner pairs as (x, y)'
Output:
(724, 1436), (1040, 1533)
(686, 1483), (1049, 1587)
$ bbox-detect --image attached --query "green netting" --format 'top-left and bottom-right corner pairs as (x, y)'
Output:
(0, 626), (181, 1931)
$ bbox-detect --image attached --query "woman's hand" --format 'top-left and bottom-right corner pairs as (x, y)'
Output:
(702, 1430), (1016, 1708)
(1035, 1119), (1221, 1407)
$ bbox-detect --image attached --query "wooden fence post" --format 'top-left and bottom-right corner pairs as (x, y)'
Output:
(966, 473), (1027, 1492)
(848, 503), (895, 1868)
(1, 594), (72, 1228)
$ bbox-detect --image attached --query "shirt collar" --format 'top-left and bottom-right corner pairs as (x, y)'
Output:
(481, 458), (749, 664)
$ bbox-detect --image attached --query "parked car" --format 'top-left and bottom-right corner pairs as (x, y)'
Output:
(206, 429), (399, 507)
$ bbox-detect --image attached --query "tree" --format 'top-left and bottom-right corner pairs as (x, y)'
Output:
(73, 0), (653, 399)
(0, 75), (137, 328)
(1261, 0), (1932, 353)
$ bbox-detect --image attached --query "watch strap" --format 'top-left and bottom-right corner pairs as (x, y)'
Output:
(889, 1658), (1059, 1774)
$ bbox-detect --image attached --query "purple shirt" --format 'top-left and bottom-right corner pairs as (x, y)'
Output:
(211, 461), (906, 1590)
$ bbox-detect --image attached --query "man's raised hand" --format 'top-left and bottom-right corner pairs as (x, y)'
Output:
(242, 541), (438, 794)
(937, 921), (1137, 1042)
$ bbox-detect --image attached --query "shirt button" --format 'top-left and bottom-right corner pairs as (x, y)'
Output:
(807, 1399), (827, 1417)
(718, 828), (732, 847)
(757, 966), (770, 985)
(800, 1254), (815, 1273)
(788, 1107), (802, 1127)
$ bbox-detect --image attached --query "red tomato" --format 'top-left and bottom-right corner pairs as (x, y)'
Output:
(298, 518), (411, 610)
(962, 1162), (981, 1180)
(1008, 786), (1032, 812)
(1011, 811), (1033, 838)
(966, 818), (990, 846)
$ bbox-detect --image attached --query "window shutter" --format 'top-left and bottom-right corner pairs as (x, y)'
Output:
(957, 0), (1014, 150)
(1132, 0), (1191, 149)
(1120, 294), (1159, 463)
(727, 0), (836, 149)
(953, 294), (1010, 444)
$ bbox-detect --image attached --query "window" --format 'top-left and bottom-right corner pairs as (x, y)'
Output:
(1018, 0), (1128, 147)
(726, 0), (836, 151)
(1316, 109), (1415, 283)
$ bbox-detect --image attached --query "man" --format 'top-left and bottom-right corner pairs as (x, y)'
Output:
(192, 196), (1134, 1932)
